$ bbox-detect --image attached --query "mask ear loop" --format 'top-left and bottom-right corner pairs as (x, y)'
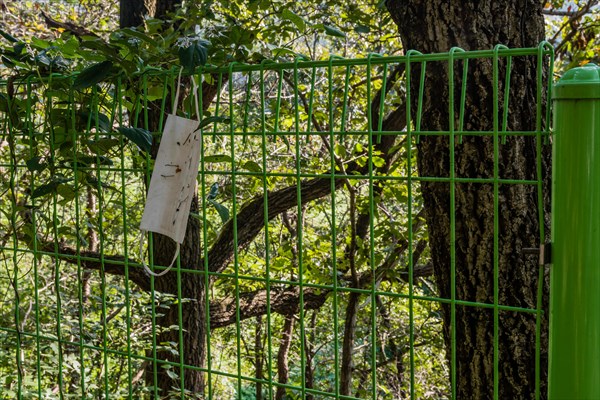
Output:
(138, 67), (186, 277)
(139, 230), (180, 277)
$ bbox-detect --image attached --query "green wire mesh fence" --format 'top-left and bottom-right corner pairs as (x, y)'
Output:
(0, 43), (554, 399)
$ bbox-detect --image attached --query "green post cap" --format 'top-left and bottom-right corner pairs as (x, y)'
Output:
(553, 63), (600, 100)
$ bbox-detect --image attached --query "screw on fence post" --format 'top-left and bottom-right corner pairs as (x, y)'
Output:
(550, 63), (600, 399)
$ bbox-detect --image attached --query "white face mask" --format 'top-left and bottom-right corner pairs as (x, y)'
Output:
(139, 70), (202, 276)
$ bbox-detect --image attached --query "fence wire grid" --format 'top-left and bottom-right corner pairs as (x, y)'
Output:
(0, 43), (554, 399)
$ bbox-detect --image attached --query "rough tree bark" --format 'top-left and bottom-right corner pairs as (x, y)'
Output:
(385, 1), (549, 398)
(118, 0), (211, 394)
(119, 0), (180, 27)
(339, 292), (359, 396)
(119, 0), (149, 28)
(255, 315), (263, 400)
(275, 314), (295, 400)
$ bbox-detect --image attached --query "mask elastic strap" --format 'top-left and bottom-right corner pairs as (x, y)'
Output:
(172, 67), (184, 112)
(172, 68), (201, 120)
(139, 230), (180, 277)
(192, 77), (200, 121)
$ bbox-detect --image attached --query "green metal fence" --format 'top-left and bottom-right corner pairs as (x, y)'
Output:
(0, 44), (554, 399)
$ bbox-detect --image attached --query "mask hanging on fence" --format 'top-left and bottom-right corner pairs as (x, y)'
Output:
(139, 69), (202, 276)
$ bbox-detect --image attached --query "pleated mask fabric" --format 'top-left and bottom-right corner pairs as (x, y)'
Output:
(139, 70), (201, 276)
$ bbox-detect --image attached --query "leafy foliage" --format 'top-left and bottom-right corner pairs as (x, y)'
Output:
(0, 0), (594, 398)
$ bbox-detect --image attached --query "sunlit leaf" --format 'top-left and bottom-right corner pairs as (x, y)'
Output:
(323, 25), (346, 38)
(282, 9), (306, 31)
(241, 160), (262, 173)
(271, 47), (297, 57)
(203, 154), (233, 163)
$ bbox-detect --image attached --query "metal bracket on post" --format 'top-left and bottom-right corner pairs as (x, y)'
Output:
(523, 243), (552, 266)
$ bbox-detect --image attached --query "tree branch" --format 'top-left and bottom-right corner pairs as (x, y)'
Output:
(36, 240), (151, 291)
(543, 1), (598, 17)
(209, 286), (327, 329)
(550, 0), (599, 50)
(206, 176), (344, 274)
(40, 10), (98, 38)
(275, 314), (295, 400)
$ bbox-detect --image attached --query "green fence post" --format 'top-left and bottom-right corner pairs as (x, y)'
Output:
(550, 63), (600, 399)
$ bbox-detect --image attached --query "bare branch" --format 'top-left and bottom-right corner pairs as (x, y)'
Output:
(205, 177), (343, 275)
(40, 11), (98, 38)
(543, 9), (586, 16)
(36, 240), (151, 291)
(275, 314), (295, 400)
(550, 0), (599, 51)
(209, 286), (327, 328)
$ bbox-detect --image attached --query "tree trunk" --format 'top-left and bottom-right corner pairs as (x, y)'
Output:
(385, 1), (549, 398)
(154, 0), (182, 20)
(117, 2), (208, 393)
(142, 80), (221, 394)
(119, 0), (181, 28)
(255, 316), (263, 400)
(304, 311), (317, 400)
(275, 314), (295, 400)
(119, 0), (148, 28)
(339, 292), (360, 396)
(144, 194), (207, 396)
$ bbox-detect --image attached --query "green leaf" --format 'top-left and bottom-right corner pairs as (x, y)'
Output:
(120, 28), (158, 47)
(281, 9), (306, 31)
(76, 155), (113, 166)
(117, 127), (152, 152)
(323, 25), (346, 38)
(271, 47), (297, 57)
(372, 156), (385, 168)
(86, 138), (120, 155)
(31, 176), (72, 199)
(73, 61), (114, 90)
(198, 116), (230, 130)
(13, 42), (25, 56)
(57, 184), (76, 201)
(334, 143), (347, 158)
(203, 154), (233, 163)
(26, 156), (47, 172)
(1, 55), (16, 68)
(241, 160), (262, 173)
(80, 38), (120, 60)
(146, 85), (164, 101)
(31, 183), (56, 199)
(208, 199), (230, 224)
(354, 25), (371, 34)
(0, 29), (18, 43)
(165, 368), (179, 380)
(79, 111), (112, 133)
(178, 39), (210, 73)
(31, 37), (51, 50)
(35, 52), (52, 66)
